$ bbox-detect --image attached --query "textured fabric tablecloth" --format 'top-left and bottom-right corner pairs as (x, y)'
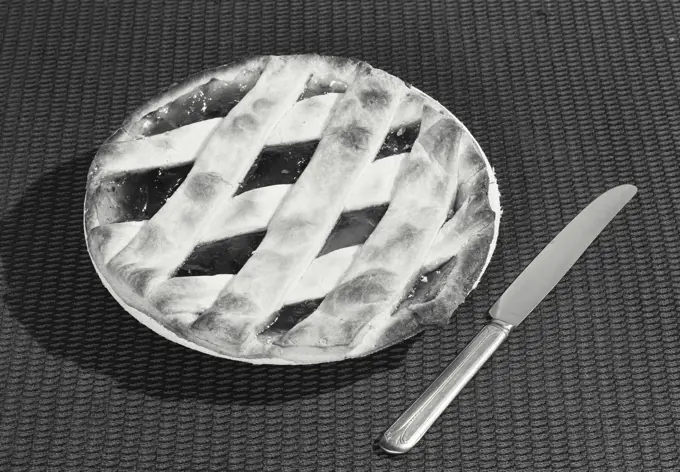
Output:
(1, 1), (679, 470)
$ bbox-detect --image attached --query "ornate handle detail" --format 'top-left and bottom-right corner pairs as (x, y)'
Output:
(380, 319), (513, 454)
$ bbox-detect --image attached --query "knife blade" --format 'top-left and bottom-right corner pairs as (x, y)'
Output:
(379, 184), (637, 454)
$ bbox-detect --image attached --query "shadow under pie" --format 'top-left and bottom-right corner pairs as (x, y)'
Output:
(0, 154), (412, 405)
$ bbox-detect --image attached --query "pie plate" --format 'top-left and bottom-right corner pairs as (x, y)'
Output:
(84, 55), (501, 365)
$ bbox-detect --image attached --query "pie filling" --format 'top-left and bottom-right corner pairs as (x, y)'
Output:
(318, 205), (389, 257)
(261, 298), (324, 336)
(99, 164), (194, 222)
(175, 231), (267, 277)
(376, 124), (420, 159)
(236, 141), (320, 194)
(132, 77), (256, 138)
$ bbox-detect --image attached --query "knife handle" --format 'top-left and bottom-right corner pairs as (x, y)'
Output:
(380, 319), (513, 454)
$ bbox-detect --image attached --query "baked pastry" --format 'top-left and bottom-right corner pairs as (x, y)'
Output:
(84, 55), (500, 364)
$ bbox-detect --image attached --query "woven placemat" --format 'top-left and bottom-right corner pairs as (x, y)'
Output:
(1, 1), (679, 470)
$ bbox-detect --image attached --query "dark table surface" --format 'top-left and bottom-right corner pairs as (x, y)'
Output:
(1, 1), (679, 470)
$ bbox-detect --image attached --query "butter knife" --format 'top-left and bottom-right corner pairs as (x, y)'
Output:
(380, 184), (638, 454)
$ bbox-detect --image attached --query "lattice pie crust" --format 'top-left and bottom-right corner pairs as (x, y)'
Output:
(84, 55), (500, 364)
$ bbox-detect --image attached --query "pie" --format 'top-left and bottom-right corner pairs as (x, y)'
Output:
(84, 55), (501, 364)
